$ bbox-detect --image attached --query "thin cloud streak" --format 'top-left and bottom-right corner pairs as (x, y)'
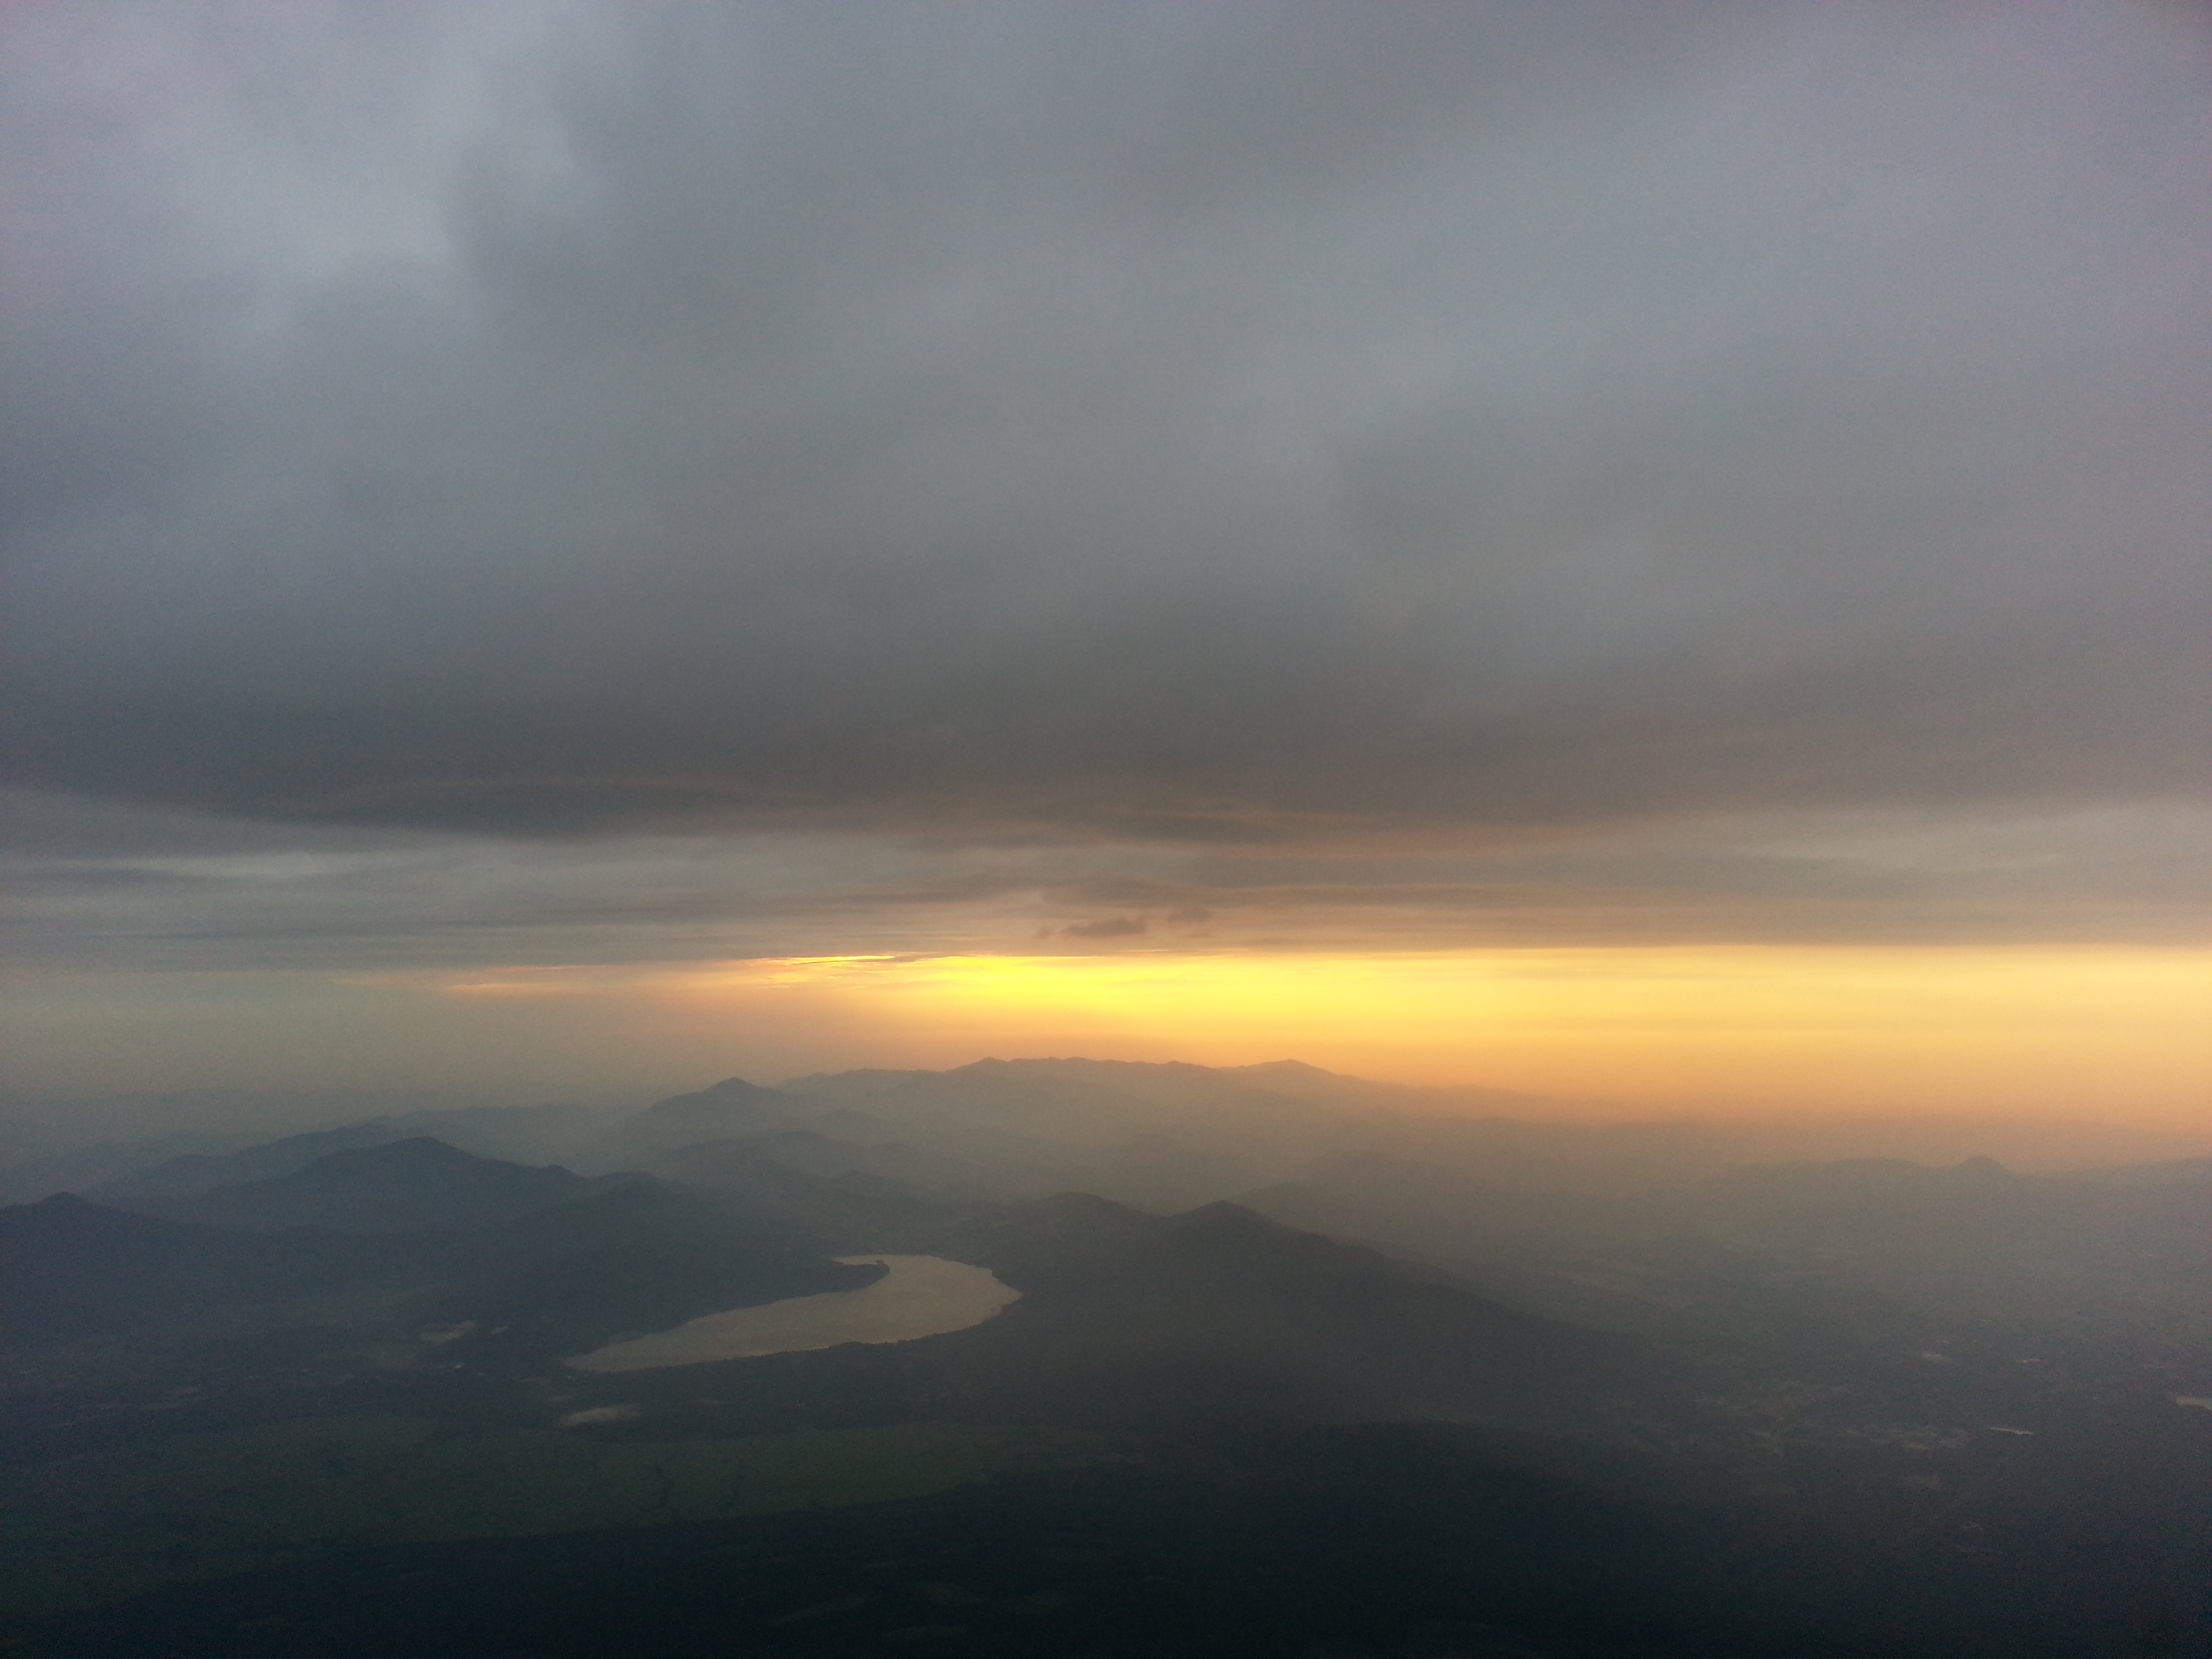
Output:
(7, 791), (2207, 975)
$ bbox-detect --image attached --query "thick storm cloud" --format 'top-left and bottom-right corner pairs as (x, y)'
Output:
(9, 1), (2205, 837)
(3, 1), (2209, 1000)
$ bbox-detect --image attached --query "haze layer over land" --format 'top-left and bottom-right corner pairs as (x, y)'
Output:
(3, 3), (2207, 1122)
(7, 1056), (2209, 1654)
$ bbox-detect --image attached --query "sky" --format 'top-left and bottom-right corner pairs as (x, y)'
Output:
(4, 2), (2208, 1124)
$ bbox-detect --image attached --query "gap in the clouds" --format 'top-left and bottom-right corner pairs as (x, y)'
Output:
(7, 944), (2206, 1134)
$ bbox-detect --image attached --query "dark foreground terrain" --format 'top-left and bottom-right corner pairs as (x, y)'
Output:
(0, 1428), (2074, 1658)
(13, 1415), (2207, 1659)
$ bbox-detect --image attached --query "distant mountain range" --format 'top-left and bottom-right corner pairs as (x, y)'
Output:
(12, 1057), (2207, 1210)
(7, 1134), (1659, 1430)
(46, 1059), (2212, 1364)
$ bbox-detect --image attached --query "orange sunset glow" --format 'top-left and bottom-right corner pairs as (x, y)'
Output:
(420, 944), (2212, 1125)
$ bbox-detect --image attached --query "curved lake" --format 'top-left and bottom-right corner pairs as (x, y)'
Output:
(563, 1255), (1021, 1373)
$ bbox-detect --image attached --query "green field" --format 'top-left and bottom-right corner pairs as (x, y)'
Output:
(3, 1416), (1127, 1615)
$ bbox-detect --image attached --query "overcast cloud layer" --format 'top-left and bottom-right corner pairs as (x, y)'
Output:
(5, 1), (2209, 972)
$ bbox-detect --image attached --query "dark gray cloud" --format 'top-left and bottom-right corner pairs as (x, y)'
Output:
(3, 4), (2207, 903)
(9, 785), (2206, 975)
(1059, 918), (1149, 941)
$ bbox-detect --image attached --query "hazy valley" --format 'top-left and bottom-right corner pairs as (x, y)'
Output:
(4, 1058), (2207, 1657)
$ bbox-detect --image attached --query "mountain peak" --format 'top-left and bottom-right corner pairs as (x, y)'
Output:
(1032, 1190), (1150, 1221)
(1948, 1155), (2014, 1181)
(117, 1137), (615, 1233)
(644, 1076), (791, 1113)
(1170, 1199), (1275, 1229)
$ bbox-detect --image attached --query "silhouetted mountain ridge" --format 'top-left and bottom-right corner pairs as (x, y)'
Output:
(109, 1137), (648, 1233)
(91, 1122), (411, 1202)
(0, 1192), (463, 1342)
(926, 1189), (1650, 1434)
